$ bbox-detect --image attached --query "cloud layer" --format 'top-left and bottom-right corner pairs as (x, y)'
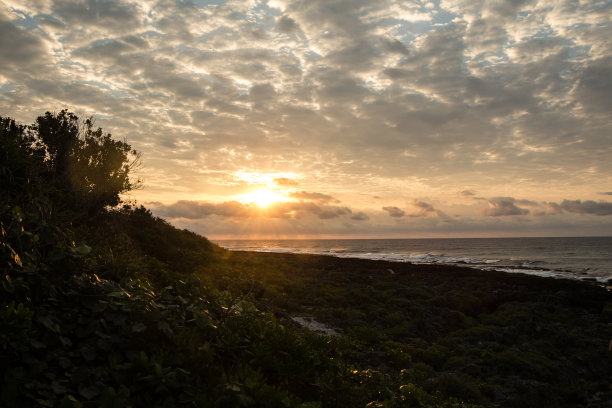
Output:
(1, 0), (611, 237)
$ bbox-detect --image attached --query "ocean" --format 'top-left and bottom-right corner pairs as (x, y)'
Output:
(214, 237), (612, 283)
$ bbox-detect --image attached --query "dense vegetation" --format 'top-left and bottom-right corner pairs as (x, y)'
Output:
(1, 111), (611, 407)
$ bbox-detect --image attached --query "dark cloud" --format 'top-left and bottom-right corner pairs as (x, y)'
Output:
(350, 212), (369, 221)
(559, 200), (612, 216)
(36, 15), (66, 30)
(289, 191), (339, 203)
(52, 0), (141, 31)
(481, 197), (530, 217)
(312, 205), (352, 219)
(0, 12), (49, 71)
(573, 58), (612, 114)
(413, 200), (435, 213)
(408, 201), (450, 219)
(382, 206), (405, 217)
(72, 39), (133, 61)
(460, 190), (476, 196)
(285, 0), (374, 40)
(153, 200), (251, 219)
(326, 41), (379, 72)
(248, 83), (276, 109)
(515, 199), (540, 206)
(382, 38), (409, 56)
(151, 200), (355, 220)
(538, 202), (564, 216)
(276, 15), (300, 34)
(598, 192), (612, 196)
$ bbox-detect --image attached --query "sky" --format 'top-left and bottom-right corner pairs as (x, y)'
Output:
(1, 0), (612, 239)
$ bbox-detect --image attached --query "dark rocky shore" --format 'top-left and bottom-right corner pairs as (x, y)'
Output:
(219, 250), (612, 407)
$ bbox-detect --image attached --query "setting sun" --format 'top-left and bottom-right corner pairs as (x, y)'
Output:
(241, 189), (286, 207)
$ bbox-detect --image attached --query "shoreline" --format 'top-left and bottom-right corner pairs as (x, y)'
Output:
(222, 246), (612, 285)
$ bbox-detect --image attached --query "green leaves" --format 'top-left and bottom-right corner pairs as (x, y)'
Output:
(70, 245), (91, 256)
(0, 301), (33, 352)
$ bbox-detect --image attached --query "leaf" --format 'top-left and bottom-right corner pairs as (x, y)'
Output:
(153, 362), (163, 377)
(51, 381), (68, 395)
(30, 339), (46, 349)
(37, 315), (55, 331)
(157, 321), (174, 337)
(75, 245), (91, 256)
(89, 301), (108, 313)
(2, 275), (15, 293)
(132, 323), (147, 333)
(80, 345), (97, 361)
(98, 387), (123, 408)
(58, 396), (82, 408)
(78, 384), (100, 400)
(195, 312), (216, 329)
(59, 336), (73, 347)
(36, 398), (55, 407)
(226, 384), (241, 392)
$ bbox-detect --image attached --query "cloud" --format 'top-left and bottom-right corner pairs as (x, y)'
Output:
(382, 206), (405, 217)
(382, 38), (410, 56)
(559, 200), (612, 216)
(478, 197), (612, 217)
(52, 0), (142, 33)
(0, 11), (50, 72)
(598, 192), (612, 196)
(573, 58), (612, 114)
(289, 191), (339, 203)
(150, 199), (355, 220)
(274, 177), (299, 186)
(276, 15), (301, 34)
(152, 200), (251, 219)
(481, 197), (530, 217)
(1, 0), (612, 238)
(408, 200), (450, 219)
(350, 212), (369, 221)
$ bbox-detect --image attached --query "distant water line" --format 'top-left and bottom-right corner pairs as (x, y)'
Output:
(214, 237), (612, 283)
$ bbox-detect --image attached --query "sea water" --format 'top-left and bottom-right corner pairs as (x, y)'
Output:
(215, 237), (612, 283)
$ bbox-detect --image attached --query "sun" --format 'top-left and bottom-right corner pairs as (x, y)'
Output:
(241, 189), (285, 207)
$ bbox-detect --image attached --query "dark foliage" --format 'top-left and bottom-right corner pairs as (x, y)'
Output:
(2, 111), (611, 407)
(1, 110), (140, 223)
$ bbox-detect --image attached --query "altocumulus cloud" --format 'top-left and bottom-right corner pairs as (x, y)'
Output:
(1, 0), (611, 237)
(2, 0), (610, 184)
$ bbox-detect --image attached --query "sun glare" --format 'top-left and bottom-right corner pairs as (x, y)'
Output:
(242, 189), (285, 207)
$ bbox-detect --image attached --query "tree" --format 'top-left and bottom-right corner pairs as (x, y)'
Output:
(1, 110), (141, 221)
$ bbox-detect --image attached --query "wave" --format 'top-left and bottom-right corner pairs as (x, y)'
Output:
(225, 246), (611, 283)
